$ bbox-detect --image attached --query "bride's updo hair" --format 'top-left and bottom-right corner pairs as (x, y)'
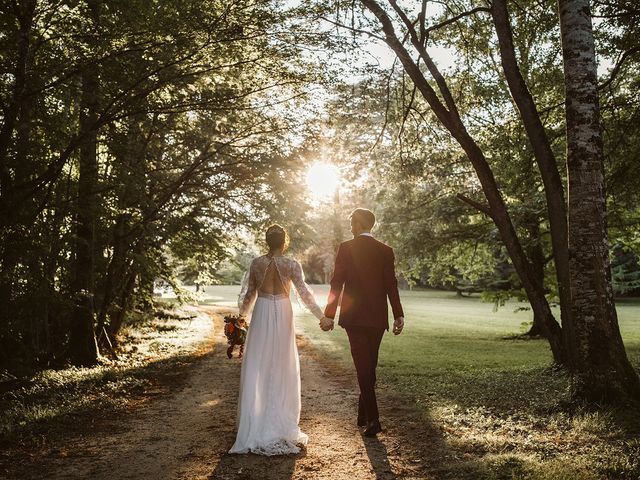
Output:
(265, 224), (289, 253)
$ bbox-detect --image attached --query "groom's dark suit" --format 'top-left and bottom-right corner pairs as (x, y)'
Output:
(324, 234), (404, 424)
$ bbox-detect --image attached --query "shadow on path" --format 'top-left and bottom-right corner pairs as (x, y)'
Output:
(362, 435), (396, 479)
(17, 305), (487, 480)
(209, 449), (302, 479)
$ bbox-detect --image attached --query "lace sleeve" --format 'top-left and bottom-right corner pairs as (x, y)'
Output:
(238, 261), (258, 317)
(291, 260), (324, 320)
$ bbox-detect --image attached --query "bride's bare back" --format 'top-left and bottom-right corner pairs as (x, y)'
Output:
(258, 258), (288, 295)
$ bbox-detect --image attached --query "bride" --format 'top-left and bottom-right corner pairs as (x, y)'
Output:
(229, 224), (329, 455)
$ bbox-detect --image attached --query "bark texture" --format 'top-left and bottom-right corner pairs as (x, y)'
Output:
(558, 0), (640, 401)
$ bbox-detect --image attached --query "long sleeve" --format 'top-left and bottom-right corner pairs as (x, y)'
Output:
(384, 248), (404, 319)
(324, 243), (347, 319)
(291, 260), (324, 320)
(238, 262), (258, 317)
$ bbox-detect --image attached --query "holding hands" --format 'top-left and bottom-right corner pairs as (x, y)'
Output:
(319, 315), (403, 334)
(319, 316), (334, 331)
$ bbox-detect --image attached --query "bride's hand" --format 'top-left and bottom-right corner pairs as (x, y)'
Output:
(319, 316), (334, 331)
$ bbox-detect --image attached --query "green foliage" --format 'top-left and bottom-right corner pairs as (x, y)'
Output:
(0, 0), (316, 370)
(611, 244), (640, 296)
(313, 0), (640, 322)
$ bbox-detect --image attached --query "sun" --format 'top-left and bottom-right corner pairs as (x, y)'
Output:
(306, 162), (340, 200)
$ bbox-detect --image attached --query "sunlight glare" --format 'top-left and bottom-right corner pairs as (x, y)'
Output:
(306, 163), (340, 200)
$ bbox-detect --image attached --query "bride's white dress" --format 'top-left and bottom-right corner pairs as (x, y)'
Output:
(229, 255), (324, 455)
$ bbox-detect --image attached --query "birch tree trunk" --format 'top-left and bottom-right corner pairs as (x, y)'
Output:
(558, 0), (640, 401)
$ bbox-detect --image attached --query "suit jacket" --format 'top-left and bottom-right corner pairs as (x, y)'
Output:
(324, 235), (404, 330)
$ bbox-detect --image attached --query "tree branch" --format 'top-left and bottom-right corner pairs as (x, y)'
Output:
(387, 0), (462, 118)
(360, 0), (454, 130)
(456, 193), (492, 217)
(598, 45), (640, 91)
(320, 16), (386, 42)
(423, 6), (491, 38)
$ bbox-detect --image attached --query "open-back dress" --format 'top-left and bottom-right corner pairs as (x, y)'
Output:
(229, 255), (324, 455)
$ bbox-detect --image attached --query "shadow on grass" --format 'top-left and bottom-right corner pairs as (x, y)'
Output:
(0, 348), (211, 444)
(300, 343), (489, 479)
(382, 386), (497, 479)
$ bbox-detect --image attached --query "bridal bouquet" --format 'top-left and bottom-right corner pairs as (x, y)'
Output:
(224, 314), (247, 359)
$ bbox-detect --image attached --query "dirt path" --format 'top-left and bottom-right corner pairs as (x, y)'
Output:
(38, 307), (440, 480)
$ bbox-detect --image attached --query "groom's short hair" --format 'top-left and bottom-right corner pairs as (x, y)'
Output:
(350, 208), (375, 230)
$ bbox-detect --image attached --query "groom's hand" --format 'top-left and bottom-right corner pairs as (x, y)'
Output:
(319, 316), (334, 331)
(393, 316), (404, 335)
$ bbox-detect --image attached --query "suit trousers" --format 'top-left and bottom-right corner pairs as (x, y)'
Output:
(345, 326), (385, 423)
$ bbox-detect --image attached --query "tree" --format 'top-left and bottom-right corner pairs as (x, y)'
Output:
(0, 0), (316, 371)
(68, 0), (101, 366)
(558, 0), (640, 400)
(358, 0), (565, 363)
(322, 0), (640, 401)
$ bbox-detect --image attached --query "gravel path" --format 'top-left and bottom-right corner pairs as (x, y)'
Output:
(33, 306), (441, 480)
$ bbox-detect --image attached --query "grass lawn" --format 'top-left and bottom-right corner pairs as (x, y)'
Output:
(201, 285), (640, 480)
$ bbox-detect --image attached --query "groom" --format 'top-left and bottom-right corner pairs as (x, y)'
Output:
(320, 208), (405, 437)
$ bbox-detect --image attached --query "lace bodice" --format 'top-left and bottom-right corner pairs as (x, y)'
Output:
(238, 255), (324, 320)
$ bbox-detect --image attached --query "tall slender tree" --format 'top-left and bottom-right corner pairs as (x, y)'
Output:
(558, 0), (640, 400)
(359, 0), (565, 363)
(68, 0), (101, 365)
(490, 0), (574, 345)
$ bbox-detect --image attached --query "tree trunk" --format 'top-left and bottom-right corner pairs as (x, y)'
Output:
(456, 137), (565, 363)
(0, 0), (36, 367)
(491, 0), (574, 352)
(525, 219), (547, 337)
(0, 0), (36, 190)
(360, 0), (565, 364)
(107, 268), (137, 342)
(97, 116), (147, 341)
(558, 0), (640, 401)
(68, 0), (101, 366)
(96, 215), (129, 346)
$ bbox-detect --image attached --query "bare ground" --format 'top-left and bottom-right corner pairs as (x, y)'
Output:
(7, 306), (458, 480)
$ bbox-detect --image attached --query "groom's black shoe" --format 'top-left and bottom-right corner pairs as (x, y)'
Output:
(363, 420), (383, 437)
